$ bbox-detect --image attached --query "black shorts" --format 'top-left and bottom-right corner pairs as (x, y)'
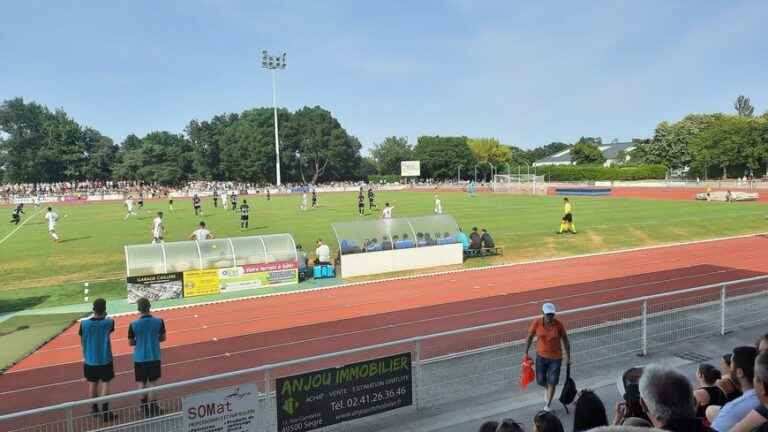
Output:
(134, 361), (162, 383)
(241, 215), (249, 221)
(562, 213), (573, 222)
(84, 363), (115, 383)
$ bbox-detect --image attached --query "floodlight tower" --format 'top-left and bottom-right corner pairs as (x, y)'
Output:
(262, 50), (287, 186)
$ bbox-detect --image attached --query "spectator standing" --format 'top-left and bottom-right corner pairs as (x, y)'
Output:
(128, 298), (166, 417)
(573, 389), (609, 431)
(525, 303), (571, 411)
(709, 346), (760, 431)
(315, 239), (331, 265)
(637, 364), (714, 431)
(533, 410), (564, 432)
(693, 364), (726, 419)
(79, 298), (117, 421)
(469, 227), (482, 250)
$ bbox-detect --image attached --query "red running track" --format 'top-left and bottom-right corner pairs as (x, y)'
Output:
(2, 235), (768, 421)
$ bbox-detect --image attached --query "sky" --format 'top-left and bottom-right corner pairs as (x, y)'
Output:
(2, 1), (767, 153)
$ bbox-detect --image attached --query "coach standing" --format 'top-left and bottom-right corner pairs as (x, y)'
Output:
(128, 297), (166, 417)
(79, 298), (117, 421)
(524, 302), (571, 412)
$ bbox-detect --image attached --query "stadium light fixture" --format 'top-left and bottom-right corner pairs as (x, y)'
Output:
(262, 50), (287, 186)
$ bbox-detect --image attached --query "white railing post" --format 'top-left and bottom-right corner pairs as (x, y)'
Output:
(720, 284), (727, 335)
(65, 407), (74, 432)
(413, 342), (423, 410)
(263, 370), (272, 432)
(641, 300), (648, 356)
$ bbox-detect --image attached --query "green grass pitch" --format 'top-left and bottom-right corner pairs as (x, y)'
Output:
(1, 191), (767, 313)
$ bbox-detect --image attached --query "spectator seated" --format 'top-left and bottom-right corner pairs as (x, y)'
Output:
(455, 229), (470, 251)
(416, 233), (428, 247)
(364, 238), (383, 252)
(340, 239), (361, 254)
(394, 234), (414, 249)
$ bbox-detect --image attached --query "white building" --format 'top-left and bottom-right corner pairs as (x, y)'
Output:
(533, 141), (637, 167)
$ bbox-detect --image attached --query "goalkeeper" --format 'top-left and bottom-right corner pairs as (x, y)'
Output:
(558, 197), (576, 234)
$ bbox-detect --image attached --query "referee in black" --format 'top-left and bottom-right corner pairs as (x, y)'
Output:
(128, 298), (166, 417)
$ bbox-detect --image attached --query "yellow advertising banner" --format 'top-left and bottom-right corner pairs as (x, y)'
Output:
(183, 269), (221, 297)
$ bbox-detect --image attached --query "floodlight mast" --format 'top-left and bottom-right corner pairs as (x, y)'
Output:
(262, 50), (287, 186)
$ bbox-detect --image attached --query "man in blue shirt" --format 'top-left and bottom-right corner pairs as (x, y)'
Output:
(79, 298), (116, 421)
(128, 297), (167, 417)
(710, 346), (760, 431)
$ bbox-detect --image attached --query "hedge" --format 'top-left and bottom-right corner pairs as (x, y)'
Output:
(368, 174), (402, 183)
(538, 165), (667, 181)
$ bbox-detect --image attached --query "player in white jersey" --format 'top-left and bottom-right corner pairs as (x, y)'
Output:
(300, 192), (308, 211)
(44, 207), (60, 242)
(382, 202), (394, 219)
(124, 196), (137, 220)
(434, 195), (443, 214)
(189, 221), (213, 240)
(151, 212), (165, 244)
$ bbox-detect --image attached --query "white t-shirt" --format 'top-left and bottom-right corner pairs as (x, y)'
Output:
(125, 199), (134, 211)
(152, 217), (164, 237)
(45, 211), (58, 229)
(434, 199), (442, 214)
(192, 228), (211, 240)
(302, 193), (308, 204)
(316, 244), (330, 262)
(382, 206), (393, 219)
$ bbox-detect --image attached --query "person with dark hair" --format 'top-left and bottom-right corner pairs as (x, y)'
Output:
(694, 363), (726, 419)
(717, 353), (743, 402)
(128, 298), (167, 417)
(533, 410), (564, 432)
(573, 389), (608, 431)
(79, 298), (117, 421)
(480, 228), (495, 249)
(758, 334), (768, 353)
(729, 352), (768, 432)
(477, 420), (498, 432)
(638, 364), (713, 431)
(709, 346), (760, 431)
(496, 418), (525, 432)
(470, 227), (482, 250)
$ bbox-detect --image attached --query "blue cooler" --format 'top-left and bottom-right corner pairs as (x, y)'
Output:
(321, 265), (335, 278)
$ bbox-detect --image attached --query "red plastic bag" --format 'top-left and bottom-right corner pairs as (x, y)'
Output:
(520, 354), (536, 389)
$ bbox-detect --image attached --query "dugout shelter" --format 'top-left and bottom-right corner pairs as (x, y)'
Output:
(124, 234), (298, 302)
(331, 215), (464, 278)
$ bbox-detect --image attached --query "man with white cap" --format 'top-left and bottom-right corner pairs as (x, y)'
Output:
(525, 302), (571, 411)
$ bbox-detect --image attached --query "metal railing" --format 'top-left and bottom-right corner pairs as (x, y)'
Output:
(3, 274), (768, 432)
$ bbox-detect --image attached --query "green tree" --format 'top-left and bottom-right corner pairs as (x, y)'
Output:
(357, 157), (378, 180)
(370, 136), (413, 175)
(734, 95), (755, 117)
(525, 142), (569, 163)
(570, 137), (605, 165)
(81, 127), (117, 180)
(468, 137), (513, 180)
(413, 136), (476, 179)
(186, 113), (239, 180)
(113, 132), (193, 184)
(690, 115), (753, 178)
(218, 108), (282, 183)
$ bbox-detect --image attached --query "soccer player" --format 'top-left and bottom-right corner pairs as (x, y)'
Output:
(189, 221), (214, 240)
(240, 199), (250, 229)
(223, 190), (230, 210)
(230, 192), (238, 213)
(138, 192), (144, 209)
(358, 191), (365, 216)
(382, 202), (394, 219)
(33, 194), (41, 208)
(468, 181), (476, 198)
(128, 298), (166, 418)
(266, 188), (271, 201)
(212, 190), (219, 208)
(558, 197), (576, 234)
(168, 197), (174, 211)
(192, 194), (202, 216)
(79, 298), (116, 421)
(124, 195), (137, 220)
(311, 189), (318, 208)
(151, 212), (165, 244)
(300, 192), (308, 211)
(434, 195), (443, 214)
(367, 187), (376, 209)
(44, 207), (60, 242)
(10, 203), (24, 225)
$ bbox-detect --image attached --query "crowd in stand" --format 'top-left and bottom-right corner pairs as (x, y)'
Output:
(478, 334), (768, 432)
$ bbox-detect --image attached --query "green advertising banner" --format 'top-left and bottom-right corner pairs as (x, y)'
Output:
(276, 352), (412, 432)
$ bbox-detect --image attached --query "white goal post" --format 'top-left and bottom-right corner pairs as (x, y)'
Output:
(492, 174), (547, 195)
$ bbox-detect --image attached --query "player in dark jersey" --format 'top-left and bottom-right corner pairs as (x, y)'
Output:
(138, 192), (144, 209)
(212, 190), (218, 208)
(311, 189), (318, 208)
(368, 187), (376, 209)
(10, 203), (24, 225)
(358, 192), (365, 216)
(193, 195), (202, 216)
(266, 189), (271, 201)
(230, 193), (238, 213)
(240, 199), (250, 229)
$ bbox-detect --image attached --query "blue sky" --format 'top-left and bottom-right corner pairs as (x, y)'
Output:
(2, 1), (767, 152)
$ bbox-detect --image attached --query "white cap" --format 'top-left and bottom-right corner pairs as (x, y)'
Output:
(542, 303), (556, 314)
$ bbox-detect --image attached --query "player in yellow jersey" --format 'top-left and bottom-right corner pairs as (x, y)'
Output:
(558, 197), (576, 234)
